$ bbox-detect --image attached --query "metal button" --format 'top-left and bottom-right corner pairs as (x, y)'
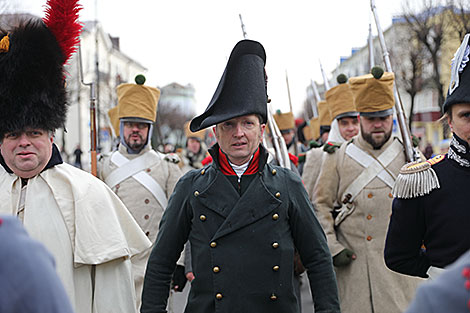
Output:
(367, 214), (372, 220)
(272, 242), (279, 249)
(210, 241), (217, 248)
(216, 293), (223, 300)
(273, 265), (280, 271)
(201, 169), (205, 175)
(275, 192), (281, 198)
(367, 193), (373, 198)
(272, 169), (277, 175)
(367, 236), (372, 241)
(270, 294), (277, 301)
(194, 191), (200, 197)
(388, 193), (393, 198)
(146, 168), (151, 173)
(144, 199), (150, 204)
(213, 266), (220, 273)
(200, 215), (206, 221)
(272, 213), (279, 220)
(144, 214), (150, 220)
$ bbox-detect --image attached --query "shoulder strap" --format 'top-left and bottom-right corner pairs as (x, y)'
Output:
(334, 140), (402, 226)
(106, 151), (168, 209)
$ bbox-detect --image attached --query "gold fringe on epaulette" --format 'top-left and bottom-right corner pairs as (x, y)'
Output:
(0, 34), (10, 53)
(392, 161), (440, 199)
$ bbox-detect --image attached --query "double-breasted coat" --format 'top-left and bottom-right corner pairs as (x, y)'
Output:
(141, 144), (340, 313)
(314, 135), (422, 313)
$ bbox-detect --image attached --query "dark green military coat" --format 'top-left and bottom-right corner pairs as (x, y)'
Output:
(141, 144), (340, 313)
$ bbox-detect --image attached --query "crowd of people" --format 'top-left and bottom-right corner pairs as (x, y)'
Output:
(1, 1), (470, 313)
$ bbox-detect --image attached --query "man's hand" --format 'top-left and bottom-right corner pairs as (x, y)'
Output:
(186, 271), (195, 282)
(333, 248), (356, 267)
(171, 265), (188, 292)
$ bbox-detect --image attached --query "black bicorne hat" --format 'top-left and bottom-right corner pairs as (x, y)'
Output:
(444, 34), (470, 113)
(190, 39), (268, 132)
(0, 0), (82, 138)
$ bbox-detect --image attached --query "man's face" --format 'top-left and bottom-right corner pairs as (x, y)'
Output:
(448, 103), (470, 145)
(187, 138), (201, 154)
(338, 116), (359, 141)
(0, 128), (53, 178)
(213, 114), (265, 166)
(359, 115), (393, 149)
(123, 122), (149, 150)
(320, 131), (329, 143)
(281, 129), (295, 146)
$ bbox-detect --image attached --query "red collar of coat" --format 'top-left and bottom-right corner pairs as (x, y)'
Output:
(218, 147), (260, 176)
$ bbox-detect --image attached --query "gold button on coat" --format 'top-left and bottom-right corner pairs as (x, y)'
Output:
(367, 236), (372, 241)
(271, 169), (277, 175)
(272, 213), (279, 220)
(275, 192), (281, 198)
(201, 169), (205, 175)
(213, 266), (220, 273)
(388, 193), (393, 198)
(200, 215), (206, 221)
(270, 294), (277, 300)
(216, 293), (223, 300)
(367, 193), (373, 198)
(273, 265), (280, 271)
(210, 242), (217, 248)
(272, 242), (279, 249)
(194, 191), (200, 197)
(367, 214), (372, 220)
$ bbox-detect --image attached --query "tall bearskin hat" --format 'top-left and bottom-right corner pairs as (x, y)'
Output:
(0, 0), (82, 138)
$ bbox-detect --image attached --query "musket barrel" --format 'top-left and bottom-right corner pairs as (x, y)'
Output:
(370, 0), (417, 162)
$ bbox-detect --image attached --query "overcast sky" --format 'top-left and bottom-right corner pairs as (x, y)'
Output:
(13, 0), (418, 117)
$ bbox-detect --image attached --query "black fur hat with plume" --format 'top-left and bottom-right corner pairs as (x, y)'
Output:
(0, 0), (82, 138)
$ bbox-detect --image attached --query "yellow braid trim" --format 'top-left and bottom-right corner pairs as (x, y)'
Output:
(0, 34), (10, 53)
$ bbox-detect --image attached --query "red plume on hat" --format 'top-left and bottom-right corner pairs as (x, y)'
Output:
(43, 0), (83, 66)
(0, 0), (83, 138)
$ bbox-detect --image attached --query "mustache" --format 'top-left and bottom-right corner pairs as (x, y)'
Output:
(127, 133), (143, 140)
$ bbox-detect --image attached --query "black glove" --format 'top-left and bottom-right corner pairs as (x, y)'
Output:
(171, 265), (188, 292)
(333, 248), (356, 267)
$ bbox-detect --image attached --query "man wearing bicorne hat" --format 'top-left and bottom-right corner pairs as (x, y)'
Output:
(0, 2), (151, 312)
(141, 39), (340, 313)
(98, 75), (184, 310)
(302, 74), (359, 201)
(314, 67), (422, 313)
(385, 34), (470, 280)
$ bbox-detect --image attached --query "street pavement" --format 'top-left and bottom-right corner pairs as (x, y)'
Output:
(168, 273), (315, 313)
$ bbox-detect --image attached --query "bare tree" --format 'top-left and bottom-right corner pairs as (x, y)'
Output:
(402, 0), (447, 110)
(446, 0), (470, 39)
(152, 102), (194, 150)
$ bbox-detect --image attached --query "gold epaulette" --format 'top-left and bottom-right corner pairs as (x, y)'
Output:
(392, 155), (443, 199)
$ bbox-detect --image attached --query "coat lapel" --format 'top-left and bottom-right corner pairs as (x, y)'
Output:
(212, 174), (281, 240)
(196, 170), (240, 219)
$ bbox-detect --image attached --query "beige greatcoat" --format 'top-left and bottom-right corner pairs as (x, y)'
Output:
(301, 147), (326, 202)
(314, 134), (422, 313)
(98, 144), (183, 309)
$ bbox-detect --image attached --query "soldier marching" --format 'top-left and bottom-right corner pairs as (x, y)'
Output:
(2, 0), (470, 312)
